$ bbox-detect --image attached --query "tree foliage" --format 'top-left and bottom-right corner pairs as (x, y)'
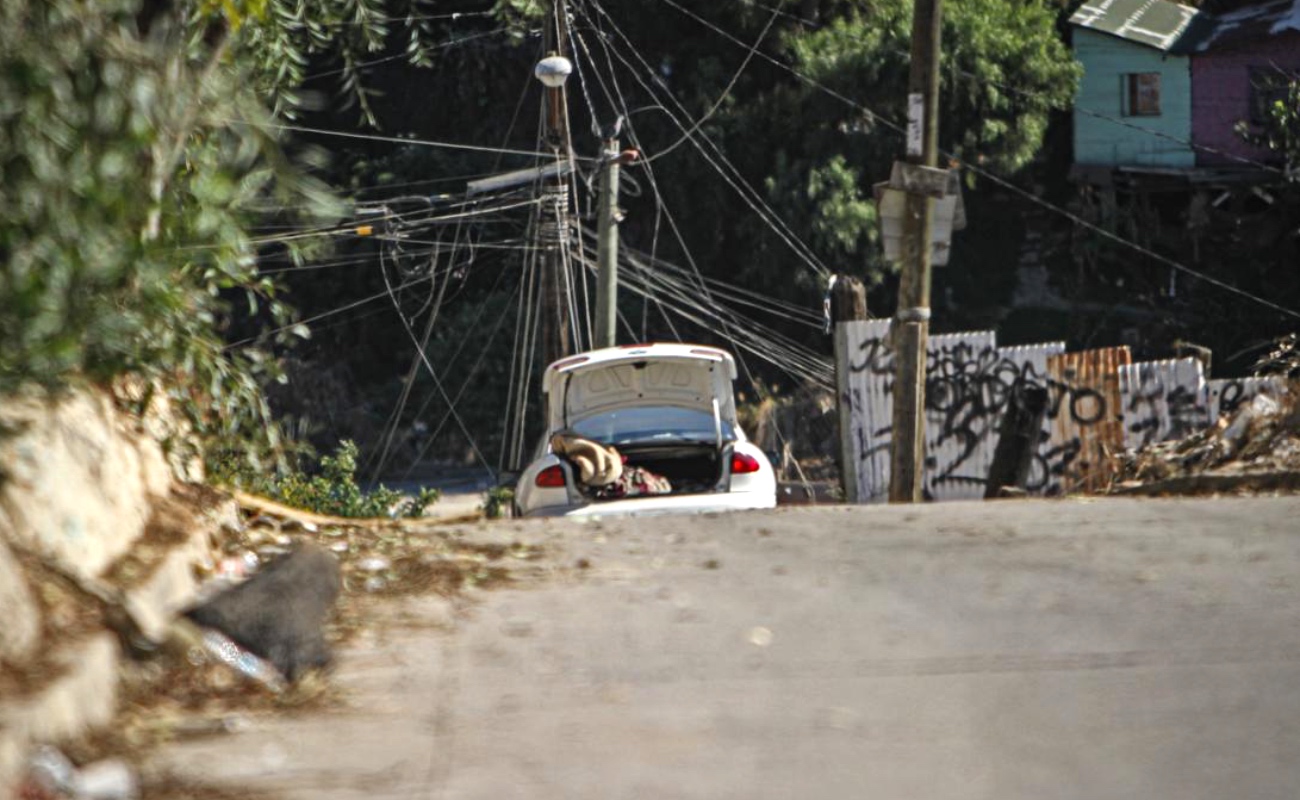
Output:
(516, 0), (1079, 303)
(728, 0), (1079, 288)
(214, 439), (441, 517)
(1237, 74), (1300, 176)
(0, 0), (1085, 479)
(0, 0), (362, 472)
(251, 0), (1082, 470)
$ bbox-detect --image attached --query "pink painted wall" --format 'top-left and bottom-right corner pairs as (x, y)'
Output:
(1191, 33), (1300, 166)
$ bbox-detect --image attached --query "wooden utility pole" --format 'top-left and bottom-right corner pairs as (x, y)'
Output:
(888, 0), (943, 503)
(538, 1), (573, 368)
(593, 127), (621, 349)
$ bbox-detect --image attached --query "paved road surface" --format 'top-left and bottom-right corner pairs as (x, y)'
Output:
(153, 496), (1300, 799)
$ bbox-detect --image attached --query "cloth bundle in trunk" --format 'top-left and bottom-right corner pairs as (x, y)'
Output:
(550, 433), (623, 486)
(550, 433), (672, 498)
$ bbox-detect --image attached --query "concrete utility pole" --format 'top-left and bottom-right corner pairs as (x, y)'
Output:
(537, 1), (573, 368)
(888, 0), (943, 503)
(593, 123), (622, 349)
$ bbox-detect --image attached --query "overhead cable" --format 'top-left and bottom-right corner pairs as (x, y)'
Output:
(652, 0), (1300, 322)
(228, 119), (594, 162)
(579, 0), (831, 279)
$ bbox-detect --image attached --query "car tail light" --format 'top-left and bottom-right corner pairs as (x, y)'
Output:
(730, 452), (762, 474)
(535, 465), (567, 488)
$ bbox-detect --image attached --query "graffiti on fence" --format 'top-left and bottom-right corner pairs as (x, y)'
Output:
(835, 324), (1298, 499)
(1044, 348), (1132, 494)
(837, 320), (1295, 502)
(1118, 358), (1208, 450)
(839, 321), (1066, 501)
(1018, 368), (1114, 495)
(1207, 376), (1286, 421)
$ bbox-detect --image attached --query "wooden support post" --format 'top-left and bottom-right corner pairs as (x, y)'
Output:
(832, 276), (868, 503)
(984, 382), (1048, 499)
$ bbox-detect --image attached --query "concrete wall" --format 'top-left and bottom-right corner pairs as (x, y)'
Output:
(1074, 28), (1196, 167)
(1191, 34), (1300, 166)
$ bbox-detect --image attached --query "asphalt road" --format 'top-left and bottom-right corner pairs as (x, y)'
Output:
(153, 495), (1300, 799)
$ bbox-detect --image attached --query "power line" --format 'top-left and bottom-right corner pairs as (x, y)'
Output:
(733, 0), (822, 28)
(170, 189), (540, 257)
(301, 10), (498, 29)
(233, 119), (592, 162)
(375, 237), (496, 478)
(400, 276), (525, 480)
(578, 0), (832, 280)
(735, 0), (1288, 176)
(223, 270), (434, 350)
(966, 162), (1300, 321)
(243, 196), (541, 248)
(567, 224), (832, 384)
(569, 12), (677, 338)
(612, 252), (834, 387)
(369, 225), (456, 480)
(580, 228), (823, 326)
(1052, 99), (1284, 177)
(652, 0), (1300, 322)
(581, 0), (828, 274)
(303, 28), (511, 82)
(641, 7), (780, 164)
(577, 0), (828, 400)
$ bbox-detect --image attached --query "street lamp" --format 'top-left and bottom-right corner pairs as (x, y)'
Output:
(535, 54), (572, 151)
(534, 55), (572, 88)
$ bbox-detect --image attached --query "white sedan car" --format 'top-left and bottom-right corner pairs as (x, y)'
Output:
(515, 343), (777, 518)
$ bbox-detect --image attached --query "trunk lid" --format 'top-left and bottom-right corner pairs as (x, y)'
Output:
(544, 344), (738, 434)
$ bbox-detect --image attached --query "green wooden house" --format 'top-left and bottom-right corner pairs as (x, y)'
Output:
(1070, 0), (1202, 168)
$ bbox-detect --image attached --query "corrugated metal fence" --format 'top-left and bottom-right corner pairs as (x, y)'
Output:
(1047, 347), (1131, 494)
(837, 322), (1284, 501)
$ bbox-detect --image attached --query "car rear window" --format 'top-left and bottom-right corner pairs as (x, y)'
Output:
(568, 406), (735, 446)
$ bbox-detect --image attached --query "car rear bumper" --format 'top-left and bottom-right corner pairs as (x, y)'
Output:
(523, 490), (776, 519)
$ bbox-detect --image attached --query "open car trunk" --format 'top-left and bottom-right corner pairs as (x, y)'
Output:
(541, 345), (745, 506)
(574, 442), (725, 500)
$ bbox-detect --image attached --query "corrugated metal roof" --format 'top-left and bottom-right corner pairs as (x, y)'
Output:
(1070, 0), (1201, 51)
(1190, 0), (1300, 51)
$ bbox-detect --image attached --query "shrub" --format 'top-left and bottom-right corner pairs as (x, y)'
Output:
(215, 440), (440, 519)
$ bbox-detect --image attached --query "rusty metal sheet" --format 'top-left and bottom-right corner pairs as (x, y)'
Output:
(1046, 347), (1132, 494)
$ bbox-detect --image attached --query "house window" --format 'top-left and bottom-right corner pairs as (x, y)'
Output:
(1122, 73), (1161, 116)
(1249, 67), (1296, 125)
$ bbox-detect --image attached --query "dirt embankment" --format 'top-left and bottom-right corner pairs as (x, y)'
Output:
(0, 384), (537, 799)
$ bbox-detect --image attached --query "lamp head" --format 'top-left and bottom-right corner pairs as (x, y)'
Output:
(534, 55), (573, 88)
